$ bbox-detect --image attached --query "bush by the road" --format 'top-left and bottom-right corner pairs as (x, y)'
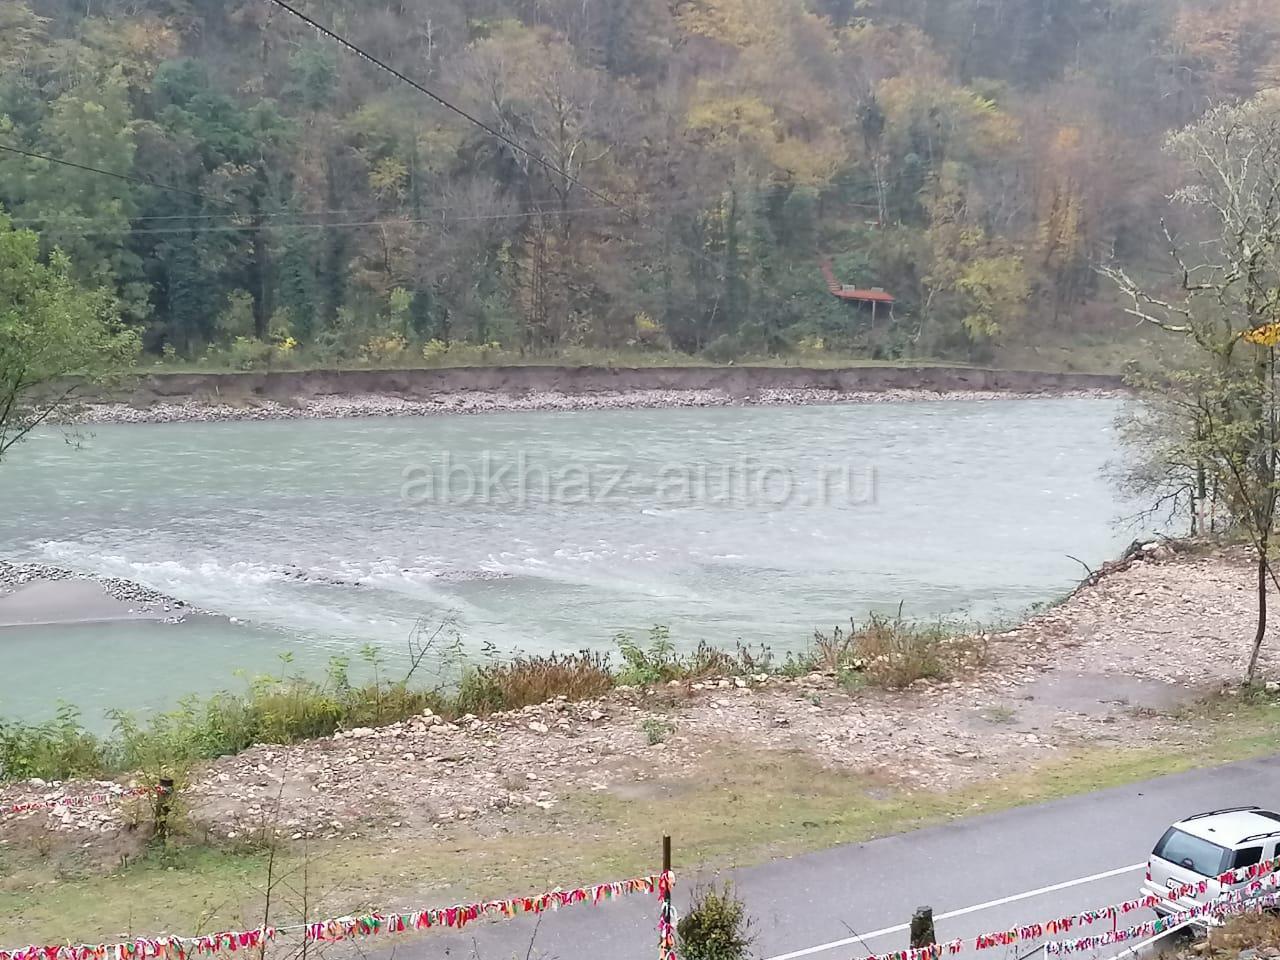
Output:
(678, 881), (755, 960)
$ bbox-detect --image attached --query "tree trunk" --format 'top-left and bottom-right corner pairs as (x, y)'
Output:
(1247, 344), (1278, 685)
(250, 209), (270, 340)
(1195, 458), (1207, 536)
(1248, 548), (1267, 685)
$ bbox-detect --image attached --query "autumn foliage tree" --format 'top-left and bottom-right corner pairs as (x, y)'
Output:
(4, 0), (1280, 367)
(1106, 92), (1280, 683)
(0, 211), (139, 463)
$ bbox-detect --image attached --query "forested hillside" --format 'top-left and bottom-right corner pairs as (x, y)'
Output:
(1, 0), (1276, 369)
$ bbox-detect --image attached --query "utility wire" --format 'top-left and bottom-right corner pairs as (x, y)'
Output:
(0, 142), (231, 207)
(41, 204), (627, 237)
(3, 166), (931, 234)
(261, 0), (627, 217)
(6, 154), (989, 230)
(6, 198), (586, 226)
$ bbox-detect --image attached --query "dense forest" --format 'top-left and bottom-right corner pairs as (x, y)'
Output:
(1, 0), (1277, 368)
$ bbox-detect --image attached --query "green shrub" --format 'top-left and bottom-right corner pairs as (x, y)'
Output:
(0, 705), (111, 781)
(778, 650), (818, 678)
(814, 606), (987, 690)
(615, 628), (770, 685)
(226, 336), (275, 370)
(642, 717), (674, 745)
(616, 625), (681, 686)
(454, 666), (506, 716)
(837, 666), (869, 693)
(677, 882), (754, 960)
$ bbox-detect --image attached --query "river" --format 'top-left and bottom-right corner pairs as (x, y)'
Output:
(0, 396), (1138, 724)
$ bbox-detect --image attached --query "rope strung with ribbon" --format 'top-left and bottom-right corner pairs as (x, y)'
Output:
(0, 928), (276, 960)
(658, 870), (678, 960)
(2, 786), (167, 819)
(1045, 885), (1280, 954)
(868, 940), (966, 960)
(0, 872), (671, 960)
(305, 872), (668, 941)
(964, 856), (1280, 956)
(856, 858), (1280, 960)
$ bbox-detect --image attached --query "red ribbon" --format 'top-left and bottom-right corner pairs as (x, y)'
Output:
(2, 785), (168, 819)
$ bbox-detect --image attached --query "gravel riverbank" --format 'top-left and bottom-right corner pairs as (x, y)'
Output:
(2, 546), (1275, 842)
(76, 386), (1123, 425)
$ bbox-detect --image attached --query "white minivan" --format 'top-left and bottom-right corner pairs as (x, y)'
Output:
(1142, 807), (1280, 916)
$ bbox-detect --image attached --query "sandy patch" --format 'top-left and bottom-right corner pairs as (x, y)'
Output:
(0, 580), (176, 628)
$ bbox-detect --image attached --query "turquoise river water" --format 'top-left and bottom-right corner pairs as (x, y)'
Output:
(0, 396), (1140, 725)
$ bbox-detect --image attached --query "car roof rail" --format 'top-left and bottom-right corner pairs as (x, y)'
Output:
(1185, 806), (1262, 821)
(1239, 830), (1280, 843)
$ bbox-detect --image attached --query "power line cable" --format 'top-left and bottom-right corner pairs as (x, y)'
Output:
(0, 142), (232, 207)
(261, 0), (627, 217)
(5, 197), (584, 226)
(4, 165), (936, 234)
(42, 204), (628, 237)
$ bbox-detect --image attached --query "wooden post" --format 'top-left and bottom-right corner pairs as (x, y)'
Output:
(156, 778), (175, 841)
(910, 906), (936, 949)
(660, 835), (675, 960)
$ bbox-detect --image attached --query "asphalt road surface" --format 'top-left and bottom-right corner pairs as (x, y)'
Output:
(374, 756), (1280, 960)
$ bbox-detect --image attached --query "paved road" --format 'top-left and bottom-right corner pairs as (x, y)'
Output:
(377, 757), (1279, 960)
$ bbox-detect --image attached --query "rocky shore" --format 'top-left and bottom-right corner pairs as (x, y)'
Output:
(2, 546), (1275, 844)
(76, 386), (1122, 425)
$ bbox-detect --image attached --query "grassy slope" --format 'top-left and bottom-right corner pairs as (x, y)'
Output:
(5, 700), (1278, 943)
(134, 324), (1166, 379)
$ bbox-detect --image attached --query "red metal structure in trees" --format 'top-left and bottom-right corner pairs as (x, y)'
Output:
(820, 260), (895, 304)
(820, 259), (895, 324)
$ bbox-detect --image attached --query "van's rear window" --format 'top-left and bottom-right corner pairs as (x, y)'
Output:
(1154, 828), (1231, 877)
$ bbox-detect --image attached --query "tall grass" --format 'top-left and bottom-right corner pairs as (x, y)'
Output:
(0, 614), (992, 784)
(455, 652), (614, 715)
(0, 656), (448, 783)
(812, 606), (988, 690)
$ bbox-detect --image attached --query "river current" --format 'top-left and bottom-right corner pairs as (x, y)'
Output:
(0, 397), (1137, 723)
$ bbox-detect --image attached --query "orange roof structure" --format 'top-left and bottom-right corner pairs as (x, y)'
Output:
(820, 260), (896, 305)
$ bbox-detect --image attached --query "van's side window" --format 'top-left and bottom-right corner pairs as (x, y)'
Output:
(1233, 847), (1263, 869)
